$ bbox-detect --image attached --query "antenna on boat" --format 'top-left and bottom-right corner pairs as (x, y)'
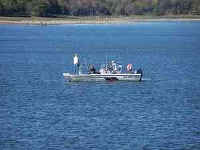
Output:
(106, 54), (108, 70)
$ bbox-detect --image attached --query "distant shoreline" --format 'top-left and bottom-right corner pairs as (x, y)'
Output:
(0, 16), (200, 25)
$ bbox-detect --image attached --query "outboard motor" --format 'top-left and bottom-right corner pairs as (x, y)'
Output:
(137, 68), (143, 81)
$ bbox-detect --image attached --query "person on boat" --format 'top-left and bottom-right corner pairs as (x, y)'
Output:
(127, 64), (133, 72)
(88, 64), (100, 74)
(73, 54), (80, 74)
(88, 64), (96, 74)
(111, 60), (117, 73)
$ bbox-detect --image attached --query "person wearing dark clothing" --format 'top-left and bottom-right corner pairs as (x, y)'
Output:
(89, 64), (96, 74)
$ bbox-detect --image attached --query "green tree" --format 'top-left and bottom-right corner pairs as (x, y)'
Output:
(31, 0), (50, 17)
(0, 0), (200, 17)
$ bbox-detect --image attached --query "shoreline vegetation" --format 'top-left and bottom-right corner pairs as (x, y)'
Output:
(1, 15), (200, 25)
(0, 0), (200, 25)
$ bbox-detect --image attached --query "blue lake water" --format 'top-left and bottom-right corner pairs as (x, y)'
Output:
(0, 22), (200, 150)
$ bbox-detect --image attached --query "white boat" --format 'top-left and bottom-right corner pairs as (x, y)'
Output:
(63, 73), (142, 82)
(63, 55), (143, 82)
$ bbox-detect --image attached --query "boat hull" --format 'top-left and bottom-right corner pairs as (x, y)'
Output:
(63, 73), (142, 82)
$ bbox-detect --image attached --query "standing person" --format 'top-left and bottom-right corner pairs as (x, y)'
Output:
(73, 54), (79, 74)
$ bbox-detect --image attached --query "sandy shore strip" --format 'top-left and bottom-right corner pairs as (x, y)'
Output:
(0, 16), (200, 25)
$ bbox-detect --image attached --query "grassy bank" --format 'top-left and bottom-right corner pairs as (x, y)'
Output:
(0, 15), (200, 25)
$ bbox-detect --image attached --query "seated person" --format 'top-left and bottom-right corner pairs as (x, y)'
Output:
(88, 64), (96, 74)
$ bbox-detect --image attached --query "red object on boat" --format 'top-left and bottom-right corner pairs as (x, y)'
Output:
(127, 64), (133, 71)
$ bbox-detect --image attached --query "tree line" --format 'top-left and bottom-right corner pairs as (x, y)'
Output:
(0, 0), (200, 17)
